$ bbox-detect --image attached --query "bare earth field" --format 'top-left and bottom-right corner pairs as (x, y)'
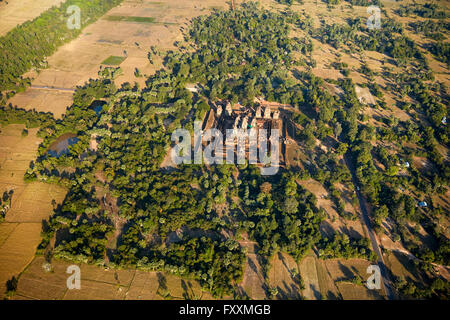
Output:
(13, 256), (214, 300)
(314, 257), (341, 299)
(0, 0), (66, 36)
(7, 0), (227, 118)
(237, 240), (267, 300)
(268, 252), (303, 299)
(323, 258), (385, 300)
(0, 125), (67, 298)
(298, 254), (386, 300)
(384, 250), (425, 288)
(298, 255), (321, 300)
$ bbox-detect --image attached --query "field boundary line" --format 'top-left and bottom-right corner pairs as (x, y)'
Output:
(122, 269), (137, 300)
(0, 222), (19, 247)
(313, 256), (324, 299)
(81, 277), (130, 287)
(321, 259), (344, 299)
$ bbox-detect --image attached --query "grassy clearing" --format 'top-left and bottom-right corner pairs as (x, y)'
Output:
(101, 56), (126, 65)
(105, 15), (156, 23)
(97, 39), (123, 45)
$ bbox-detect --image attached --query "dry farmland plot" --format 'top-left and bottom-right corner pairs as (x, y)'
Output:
(125, 270), (211, 300)
(298, 255), (384, 300)
(268, 252), (303, 299)
(0, 223), (45, 297)
(314, 258), (341, 300)
(125, 270), (162, 300)
(385, 249), (450, 297)
(237, 241), (267, 300)
(151, 273), (206, 300)
(8, 0), (228, 118)
(7, 88), (74, 119)
(298, 255), (321, 300)
(384, 251), (426, 298)
(64, 279), (128, 300)
(384, 251), (425, 292)
(323, 258), (386, 300)
(0, 125), (66, 298)
(0, 0), (66, 36)
(13, 257), (132, 300)
(379, 218), (436, 256)
(13, 256), (213, 300)
(355, 86), (376, 106)
(333, 182), (366, 238)
(13, 256), (70, 300)
(299, 179), (336, 221)
(0, 223), (19, 247)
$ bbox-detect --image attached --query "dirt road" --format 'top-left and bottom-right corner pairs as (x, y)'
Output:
(30, 85), (76, 92)
(344, 155), (396, 300)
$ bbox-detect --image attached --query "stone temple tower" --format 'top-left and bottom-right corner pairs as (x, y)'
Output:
(241, 116), (248, 129)
(226, 102), (232, 117)
(273, 110), (280, 120)
(264, 107), (271, 119)
(255, 106), (262, 118)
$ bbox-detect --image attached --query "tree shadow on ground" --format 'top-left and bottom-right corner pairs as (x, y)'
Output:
(336, 261), (355, 282)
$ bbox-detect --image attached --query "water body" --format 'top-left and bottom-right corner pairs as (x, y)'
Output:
(90, 100), (107, 115)
(47, 133), (79, 157)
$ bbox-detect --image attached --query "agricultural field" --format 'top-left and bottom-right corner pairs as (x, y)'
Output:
(237, 240), (267, 300)
(8, 0), (228, 118)
(299, 255), (322, 299)
(101, 55), (127, 66)
(267, 252), (303, 299)
(0, 125), (66, 298)
(323, 258), (385, 300)
(0, 0), (66, 36)
(12, 256), (213, 300)
(298, 254), (386, 300)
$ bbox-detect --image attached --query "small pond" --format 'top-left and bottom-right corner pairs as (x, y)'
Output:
(47, 133), (79, 157)
(90, 100), (107, 115)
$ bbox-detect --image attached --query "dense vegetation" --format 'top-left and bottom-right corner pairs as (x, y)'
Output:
(396, 3), (447, 19)
(317, 234), (376, 261)
(0, 190), (13, 223)
(11, 3), (383, 298)
(0, 105), (55, 131)
(0, 1), (447, 299)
